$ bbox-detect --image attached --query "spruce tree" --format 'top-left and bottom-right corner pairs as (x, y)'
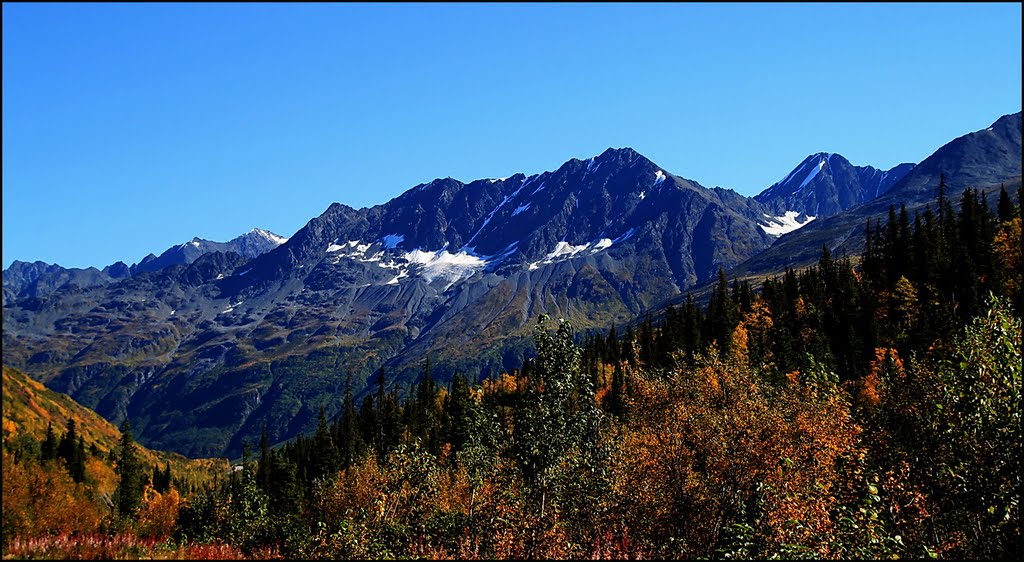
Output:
(58, 418), (86, 482)
(72, 435), (87, 483)
(311, 406), (337, 481)
(338, 376), (359, 470)
(257, 424), (271, 493)
(604, 325), (620, 364)
(57, 418), (77, 467)
(115, 420), (144, 518)
(997, 184), (1014, 223)
(40, 422), (58, 462)
(444, 372), (473, 453)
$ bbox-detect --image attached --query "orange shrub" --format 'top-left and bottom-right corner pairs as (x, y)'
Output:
(2, 450), (104, 547)
(136, 485), (181, 540)
(610, 354), (861, 557)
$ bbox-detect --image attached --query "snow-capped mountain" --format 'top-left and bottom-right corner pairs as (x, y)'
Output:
(5, 111), (1017, 459)
(736, 112), (1021, 277)
(754, 152), (915, 234)
(232, 147), (771, 298)
(3, 147), (775, 457)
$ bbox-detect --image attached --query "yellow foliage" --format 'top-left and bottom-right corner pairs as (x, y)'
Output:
(2, 365), (227, 490)
(730, 324), (750, 364)
(136, 485), (181, 540)
(2, 450), (104, 544)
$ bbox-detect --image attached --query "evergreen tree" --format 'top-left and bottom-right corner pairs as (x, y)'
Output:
(338, 376), (360, 470)
(638, 312), (655, 368)
(52, 418), (87, 482)
(40, 422), (58, 463)
(997, 184), (1014, 223)
(707, 268), (739, 356)
(71, 435), (87, 483)
(604, 325), (620, 364)
(622, 323), (638, 366)
(268, 449), (302, 515)
(257, 424), (271, 493)
(157, 461), (172, 493)
(310, 406), (337, 481)
(115, 420), (144, 518)
(682, 293), (702, 361)
(444, 372), (474, 453)
(410, 357), (438, 450)
(57, 418), (78, 469)
(378, 381), (402, 459)
(357, 394), (377, 454)
(152, 465), (165, 493)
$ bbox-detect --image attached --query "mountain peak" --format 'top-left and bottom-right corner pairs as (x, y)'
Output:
(600, 146), (638, 156)
(245, 228), (289, 246)
(129, 228), (288, 275)
(756, 152), (915, 220)
(595, 146), (645, 164)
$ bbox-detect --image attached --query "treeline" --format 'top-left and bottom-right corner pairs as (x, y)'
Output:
(581, 181), (1023, 384)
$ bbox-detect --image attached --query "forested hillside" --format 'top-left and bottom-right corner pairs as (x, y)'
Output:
(2, 367), (229, 558)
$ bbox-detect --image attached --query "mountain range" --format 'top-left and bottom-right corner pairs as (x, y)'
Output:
(3, 111), (1020, 458)
(3, 228), (289, 303)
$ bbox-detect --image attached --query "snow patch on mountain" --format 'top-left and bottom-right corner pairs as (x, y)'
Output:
(326, 240), (397, 266)
(549, 241), (590, 259)
(251, 228), (289, 245)
(327, 238), (488, 290)
(527, 237), (619, 271)
(511, 203), (531, 217)
(653, 170), (666, 187)
(759, 211), (816, 236)
(385, 271), (408, 285)
(327, 240), (372, 255)
(404, 248), (487, 288)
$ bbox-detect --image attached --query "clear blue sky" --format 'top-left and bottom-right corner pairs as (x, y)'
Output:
(3, 2), (1021, 269)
